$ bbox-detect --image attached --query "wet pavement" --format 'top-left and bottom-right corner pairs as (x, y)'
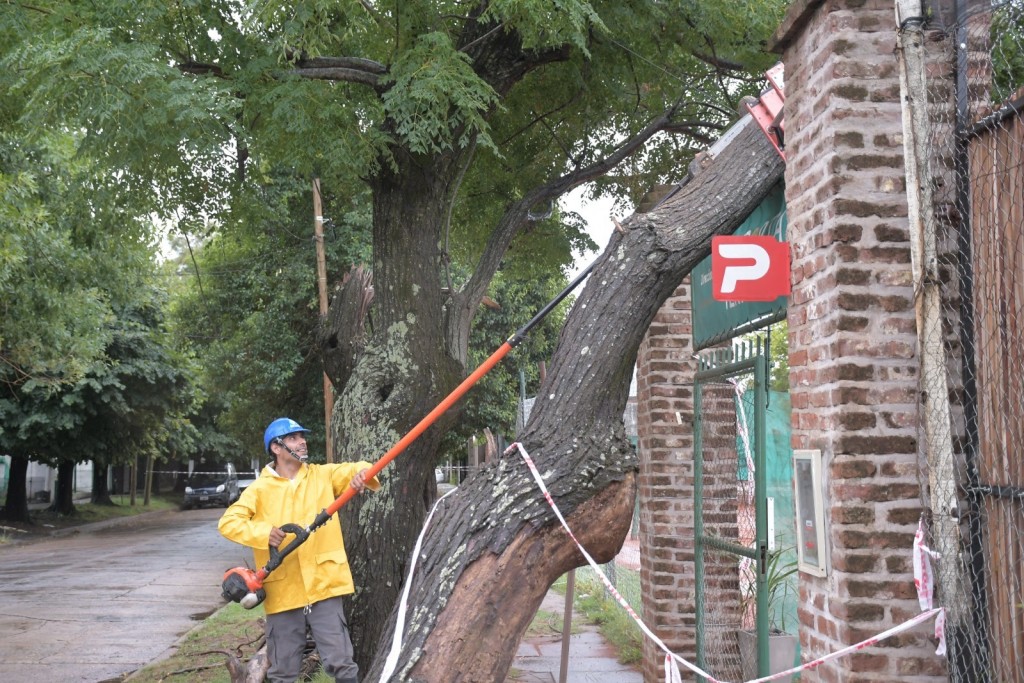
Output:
(0, 508), (643, 683)
(0, 508), (241, 682)
(508, 587), (644, 682)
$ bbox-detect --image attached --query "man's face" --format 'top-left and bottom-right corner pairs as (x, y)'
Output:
(278, 432), (308, 460)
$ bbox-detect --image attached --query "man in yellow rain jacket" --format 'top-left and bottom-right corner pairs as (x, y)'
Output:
(219, 418), (379, 683)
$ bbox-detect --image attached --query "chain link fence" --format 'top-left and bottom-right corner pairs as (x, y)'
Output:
(916, 2), (1024, 681)
(695, 376), (748, 681)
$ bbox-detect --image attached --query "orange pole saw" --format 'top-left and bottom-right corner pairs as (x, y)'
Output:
(222, 262), (596, 608)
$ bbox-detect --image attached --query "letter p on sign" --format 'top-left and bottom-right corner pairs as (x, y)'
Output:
(711, 235), (791, 302)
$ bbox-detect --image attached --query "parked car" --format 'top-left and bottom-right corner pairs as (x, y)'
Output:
(183, 469), (239, 509)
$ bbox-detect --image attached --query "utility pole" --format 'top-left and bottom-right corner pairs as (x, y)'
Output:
(313, 178), (335, 463)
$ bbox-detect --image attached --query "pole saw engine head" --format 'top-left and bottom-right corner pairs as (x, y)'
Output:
(222, 566), (266, 609)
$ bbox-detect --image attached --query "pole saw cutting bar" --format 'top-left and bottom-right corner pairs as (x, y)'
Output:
(225, 261), (596, 603)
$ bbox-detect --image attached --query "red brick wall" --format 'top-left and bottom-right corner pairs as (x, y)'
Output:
(773, 0), (947, 680)
(635, 1), (950, 680)
(636, 280), (698, 682)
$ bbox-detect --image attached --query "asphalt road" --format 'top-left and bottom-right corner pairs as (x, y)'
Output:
(0, 507), (247, 682)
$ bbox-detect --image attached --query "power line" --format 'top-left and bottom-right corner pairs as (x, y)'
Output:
(605, 36), (690, 85)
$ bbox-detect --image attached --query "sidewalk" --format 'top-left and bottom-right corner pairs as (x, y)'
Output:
(508, 539), (644, 683)
(26, 490), (92, 512)
(508, 588), (643, 683)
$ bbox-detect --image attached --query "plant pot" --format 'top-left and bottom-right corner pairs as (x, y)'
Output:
(737, 629), (798, 683)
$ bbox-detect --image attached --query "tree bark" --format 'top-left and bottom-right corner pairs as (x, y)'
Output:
(144, 453), (154, 506)
(129, 455), (137, 506)
(319, 265), (374, 390)
(48, 459), (76, 515)
(92, 462), (114, 505)
(1, 455), (30, 523)
(363, 119), (784, 681)
(333, 146), (470, 671)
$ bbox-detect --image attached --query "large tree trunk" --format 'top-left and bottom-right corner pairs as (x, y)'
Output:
(1, 455), (30, 523)
(92, 462), (114, 505)
(48, 459), (76, 515)
(311, 19), (694, 676)
(334, 147), (470, 672)
(363, 120), (784, 681)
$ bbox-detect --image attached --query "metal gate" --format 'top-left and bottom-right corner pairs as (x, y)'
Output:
(693, 340), (773, 680)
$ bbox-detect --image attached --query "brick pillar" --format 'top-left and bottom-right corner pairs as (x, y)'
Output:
(772, 1), (947, 680)
(637, 281), (754, 681)
(636, 280), (698, 682)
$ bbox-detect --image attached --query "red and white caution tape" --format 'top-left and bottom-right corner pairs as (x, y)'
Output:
(513, 442), (946, 683)
(913, 517), (947, 656)
(737, 608), (943, 682)
(514, 442), (722, 682)
(380, 486), (459, 681)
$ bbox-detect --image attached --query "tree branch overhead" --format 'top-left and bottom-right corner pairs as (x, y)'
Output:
(367, 116), (785, 681)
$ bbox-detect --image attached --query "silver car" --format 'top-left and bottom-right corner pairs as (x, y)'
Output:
(183, 471), (239, 509)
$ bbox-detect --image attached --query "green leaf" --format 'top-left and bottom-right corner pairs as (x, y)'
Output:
(382, 32), (500, 154)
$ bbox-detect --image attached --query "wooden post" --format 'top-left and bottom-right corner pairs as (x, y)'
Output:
(313, 178), (335, 463)
(144, 453), (154, 506)
(129, 455), (137, 506)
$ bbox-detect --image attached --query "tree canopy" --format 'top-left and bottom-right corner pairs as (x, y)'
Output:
(2, 0), (787, 675)
(0, 102), (192, 519)
(0, 126), (152, 389)
(166, 173), (373, 453)
(2, 1), (782, 225)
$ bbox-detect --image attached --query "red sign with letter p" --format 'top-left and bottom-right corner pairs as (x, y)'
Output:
(711, 235), (791, 302)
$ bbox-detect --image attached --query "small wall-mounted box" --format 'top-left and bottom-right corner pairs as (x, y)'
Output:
(793, 449), (828, 577)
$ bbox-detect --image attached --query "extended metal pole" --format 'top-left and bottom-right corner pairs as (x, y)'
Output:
(260, 261), (598, 577)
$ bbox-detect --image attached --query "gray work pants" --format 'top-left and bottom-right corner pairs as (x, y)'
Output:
(265, 596), (358, 683)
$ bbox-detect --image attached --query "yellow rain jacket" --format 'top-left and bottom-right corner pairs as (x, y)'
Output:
(218, 462), (379, 615)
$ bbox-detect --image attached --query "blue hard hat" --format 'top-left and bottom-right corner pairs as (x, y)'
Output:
(263, 417), (310, 453)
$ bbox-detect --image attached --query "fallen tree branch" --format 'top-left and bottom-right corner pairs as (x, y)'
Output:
(364, 116), (786, 681)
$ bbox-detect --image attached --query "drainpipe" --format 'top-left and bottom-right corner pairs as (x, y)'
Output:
(895, 0), (967, 674)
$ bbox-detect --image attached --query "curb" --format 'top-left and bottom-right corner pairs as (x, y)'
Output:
(2, 507), (182, 546)
(48, 508), (179, 537)
(121, 599), (242, 682)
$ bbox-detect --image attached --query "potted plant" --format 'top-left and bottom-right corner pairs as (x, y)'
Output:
(738, 549), (799, 682)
